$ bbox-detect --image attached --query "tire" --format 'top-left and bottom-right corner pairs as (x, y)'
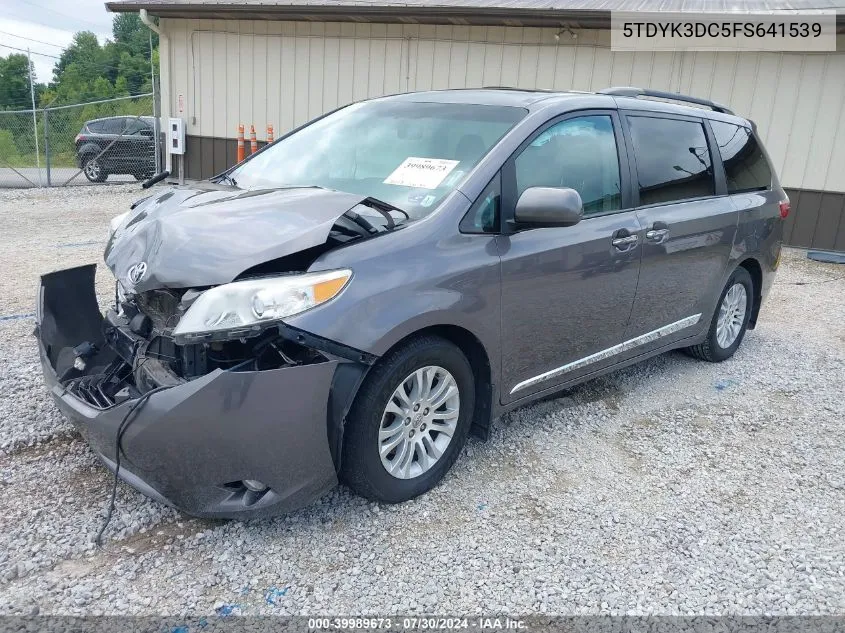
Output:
(685, 266), (753, 362)
(82, 156), (108, 183)
(341, 335), (475, 503)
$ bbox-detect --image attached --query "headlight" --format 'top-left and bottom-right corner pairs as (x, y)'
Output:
(172, 269), (352, 342)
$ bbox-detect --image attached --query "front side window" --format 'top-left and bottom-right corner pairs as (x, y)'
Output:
(124, 119), (151, 136)
(710, 120), (772, 193)
(228, 101), (525, 220)
(514, 115), (621, 215)
(103, 118), (128, 135)
(628, 116), (714, 206)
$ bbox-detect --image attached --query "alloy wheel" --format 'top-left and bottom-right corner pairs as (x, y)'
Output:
(716, 283), (747, 349)
(378, 365), (460, 480)
(84, 159), (101, 180)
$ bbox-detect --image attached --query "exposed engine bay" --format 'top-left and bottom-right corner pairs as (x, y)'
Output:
(62, 289), (334, 410)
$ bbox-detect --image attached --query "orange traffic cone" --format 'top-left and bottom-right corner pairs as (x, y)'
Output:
(249, 124), (258, 155)
(237, 124), (245, 163)
(267, 124), (274, 143)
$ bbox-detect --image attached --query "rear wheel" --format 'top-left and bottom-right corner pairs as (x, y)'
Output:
(686, 266), (753, 362)
(82, 156), (107, 183)
(341, 335), (474, 503)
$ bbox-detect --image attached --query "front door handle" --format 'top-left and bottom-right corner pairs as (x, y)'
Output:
(611, 234), (639, 250)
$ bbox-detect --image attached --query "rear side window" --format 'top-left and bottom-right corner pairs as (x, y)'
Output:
(710, 121), (772, 193)
(628, 116), (714, 206)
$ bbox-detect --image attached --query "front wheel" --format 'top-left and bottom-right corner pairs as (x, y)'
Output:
(341, 335), (475, 503)
(685, 266), (753, 362)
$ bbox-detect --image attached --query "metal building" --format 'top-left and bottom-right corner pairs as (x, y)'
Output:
(108, 0), (845, 251)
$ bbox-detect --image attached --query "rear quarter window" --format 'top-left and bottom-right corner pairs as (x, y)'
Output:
(627, 115), (715, 206)
(710, 120), (772, 193)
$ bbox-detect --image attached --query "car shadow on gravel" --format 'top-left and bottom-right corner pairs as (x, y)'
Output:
(211, 349), (706, 537)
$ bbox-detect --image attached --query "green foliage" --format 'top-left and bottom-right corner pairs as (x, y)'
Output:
(0, 13), (158, 110)
(0, 54), (39, 111)
(42, 19), (157, 106)
(0, 13), (158, 169)
(0, 130), (20, 162)
(113, 13), (159, 57)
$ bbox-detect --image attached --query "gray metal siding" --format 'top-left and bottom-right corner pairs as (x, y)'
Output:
(783, 188), (845, 251)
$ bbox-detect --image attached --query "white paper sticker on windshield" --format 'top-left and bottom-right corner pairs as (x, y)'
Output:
(383, 157), (460, 190)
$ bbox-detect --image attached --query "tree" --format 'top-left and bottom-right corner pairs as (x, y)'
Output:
(0, 54), (37, 110)
(42, 16), (158, 106)
(113, 13), (158, 56)
(54, 32), (108, 84)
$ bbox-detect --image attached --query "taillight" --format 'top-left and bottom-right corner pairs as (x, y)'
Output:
(75, 134), (84, 143)
(779, 199), (790, 219)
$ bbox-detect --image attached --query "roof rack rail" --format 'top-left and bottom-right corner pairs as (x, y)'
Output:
(598, 87), (734, 115)
(482, 86), (555, 92)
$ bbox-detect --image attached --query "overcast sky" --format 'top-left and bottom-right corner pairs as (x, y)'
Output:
(0, 0), (116, 86)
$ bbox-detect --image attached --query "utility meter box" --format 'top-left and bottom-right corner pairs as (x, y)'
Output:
(168, 117), (185, 155)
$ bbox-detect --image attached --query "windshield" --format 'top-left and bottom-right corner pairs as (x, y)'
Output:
(228, 100), (526, 219)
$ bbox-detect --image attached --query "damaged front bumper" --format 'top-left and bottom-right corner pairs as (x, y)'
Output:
(35, 264), (367, 518)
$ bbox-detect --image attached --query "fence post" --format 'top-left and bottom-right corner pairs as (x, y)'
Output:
(27, 48), (42, 187)
(43, 108), (51, 187)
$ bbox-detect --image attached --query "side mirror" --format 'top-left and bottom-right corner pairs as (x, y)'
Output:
(514, 187), (583, 227)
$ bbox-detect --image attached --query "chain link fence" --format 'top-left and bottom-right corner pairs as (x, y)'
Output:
(0, 93), (161, 188)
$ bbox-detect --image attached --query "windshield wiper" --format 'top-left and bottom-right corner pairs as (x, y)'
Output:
(343, 211), (379, 236)
(359, 197), (410, 228)
(214, 173), (238, 187)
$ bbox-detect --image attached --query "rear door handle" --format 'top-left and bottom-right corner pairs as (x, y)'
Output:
(645, 221), (669, 242)
(646, 228), (669, 241)
(611, 234), (638, 249)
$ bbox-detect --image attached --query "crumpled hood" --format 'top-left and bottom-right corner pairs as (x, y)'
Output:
(105, 183), (366, 293)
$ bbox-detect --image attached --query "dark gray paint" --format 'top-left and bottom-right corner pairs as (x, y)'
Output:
(36, 265), (340, 518)
(37, 88), (787, 517)
(783, 188), (845, 252)
(514, 187), (583, 226)
(105, 183), (366, 293)
(495, 211), (643, 402)
(289, 90), (785, 414)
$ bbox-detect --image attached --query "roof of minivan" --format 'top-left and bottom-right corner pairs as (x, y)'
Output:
(386, 88), (750, 124)
(388, 88), (562, 107)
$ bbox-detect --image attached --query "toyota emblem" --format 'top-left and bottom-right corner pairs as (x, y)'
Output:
(127, 262), (148, 285)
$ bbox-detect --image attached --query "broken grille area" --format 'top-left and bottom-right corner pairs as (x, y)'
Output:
(66, 357), (135, 410)
(133, 288), (185, 331)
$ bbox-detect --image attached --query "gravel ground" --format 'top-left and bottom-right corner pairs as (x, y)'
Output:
(0, 185), (844, 617)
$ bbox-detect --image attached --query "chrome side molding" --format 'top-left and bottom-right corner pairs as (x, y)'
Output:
(509, 313), (702, 395)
